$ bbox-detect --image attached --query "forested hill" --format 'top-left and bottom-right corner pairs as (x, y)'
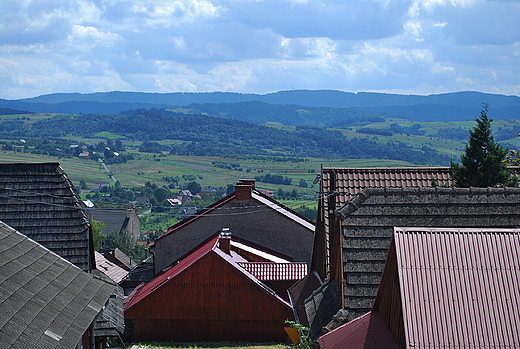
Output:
(2, 109), (450, 165)
(1, 90), (519, 123)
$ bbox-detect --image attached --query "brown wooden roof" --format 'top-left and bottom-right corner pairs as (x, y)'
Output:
(0, 163), (93, 272)
(336, 186), (520, 321)
(374, 227), (520, 348)
(0, 220), (115, 348)
(312, 167), (453, 283)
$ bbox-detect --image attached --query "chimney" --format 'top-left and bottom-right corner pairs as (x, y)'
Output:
(238, 179), (256, 189)
(235, 180), (255, 201)
(219, 228), (232, 255)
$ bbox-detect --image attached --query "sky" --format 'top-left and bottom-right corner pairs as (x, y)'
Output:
(1, 0), (519, 100)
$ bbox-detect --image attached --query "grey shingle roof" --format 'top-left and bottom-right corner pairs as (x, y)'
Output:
(0, 220), (115, 349)
(336, 186), (520, 321)
(0, 163), (92, 272)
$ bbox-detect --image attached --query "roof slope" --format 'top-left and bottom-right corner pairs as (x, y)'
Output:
(317, 311), (401, 349)
(375, 227), (520, 349)
(0, 220), (115, 349)
(336, 186), (520, 321)
(0, 162), (92, 272)
(95, 251), (129, 284)
(313, 167), (452, 281)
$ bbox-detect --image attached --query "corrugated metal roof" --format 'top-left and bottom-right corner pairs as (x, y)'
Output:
(317, 311), (401, 349)
(95, 251), (129, 284)
(237, 262), (307, 280)
(392, 227), (520, 348)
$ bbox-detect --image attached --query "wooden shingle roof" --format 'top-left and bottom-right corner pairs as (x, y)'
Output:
(336, 186), (520, 321)
(313, 167), (452, 282)
(0, 163), (93, 272)
(0, 220), (115, 349)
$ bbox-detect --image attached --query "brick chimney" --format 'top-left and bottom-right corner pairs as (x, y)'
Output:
(219, 228), (232, 255)
(235, 180), (255, 201)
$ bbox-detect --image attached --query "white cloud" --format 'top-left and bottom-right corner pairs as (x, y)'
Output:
(1, 0), (519, 99)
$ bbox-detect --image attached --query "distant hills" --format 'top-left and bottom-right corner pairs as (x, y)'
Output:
(1, 90), (520, 123)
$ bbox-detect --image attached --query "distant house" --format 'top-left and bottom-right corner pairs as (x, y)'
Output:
(152, 179), (315, 275)
(135, 196), (151, 206)
(124, 231), (299, 342)
(318, 227), (520, 349)
(176, 206), (198, 220)
(105, 247), (137, 271)
(79, 151), (90, 159)
(202, 185), (217, 195)
(89, 207), (141, 241)
(167, 190), (193, 206)
(0, 220), (115, 349)
(93, 182), (110, 191)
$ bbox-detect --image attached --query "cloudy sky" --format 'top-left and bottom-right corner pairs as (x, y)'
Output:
(1, 0), (519, 99)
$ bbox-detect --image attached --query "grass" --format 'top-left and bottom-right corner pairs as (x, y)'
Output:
(130, 342), (289, 349)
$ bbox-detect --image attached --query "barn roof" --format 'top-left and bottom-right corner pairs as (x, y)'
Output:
(125, 234), (294, 312)
(0, 162), (93, 272)
(0, 220), (115, 349)
(335, 186), (520, 321)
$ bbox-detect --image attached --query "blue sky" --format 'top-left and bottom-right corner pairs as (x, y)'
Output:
(1, 0), (519, 99)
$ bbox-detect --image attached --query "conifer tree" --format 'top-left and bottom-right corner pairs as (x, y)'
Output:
(449, 103), (517, 187)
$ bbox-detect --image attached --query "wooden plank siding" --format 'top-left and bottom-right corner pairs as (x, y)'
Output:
(125, 252), (294, 342)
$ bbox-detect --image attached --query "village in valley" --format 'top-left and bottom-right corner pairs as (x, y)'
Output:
(2, 97), (520, 349)
(3, 119), (520, 348)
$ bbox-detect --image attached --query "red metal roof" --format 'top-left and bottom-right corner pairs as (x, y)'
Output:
(317, 311), (401, 349)
(393, 227), (520, 348)
(237, 262), (307, 281)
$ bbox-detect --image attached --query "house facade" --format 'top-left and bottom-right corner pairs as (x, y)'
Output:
(125, 232), (297, 342)
(152, 179), (315, 275)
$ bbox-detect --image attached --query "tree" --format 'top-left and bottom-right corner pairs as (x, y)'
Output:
(449, 103), (517, 188)
(154, 186), (169, 203)
(92, 219), (106, 251)
(187, 181), (202, 194)
(505, 133), (520, 166)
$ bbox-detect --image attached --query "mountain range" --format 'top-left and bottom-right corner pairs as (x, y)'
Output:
(1, 90), (520, 123)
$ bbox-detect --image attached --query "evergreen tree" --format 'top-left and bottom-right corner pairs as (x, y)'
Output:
(449, 104), (517, 187)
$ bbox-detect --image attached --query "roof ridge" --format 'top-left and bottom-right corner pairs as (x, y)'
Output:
(336, 186), (520, 218)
